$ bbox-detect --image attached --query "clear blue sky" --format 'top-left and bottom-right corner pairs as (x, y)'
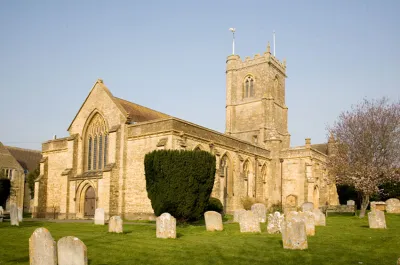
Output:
(0, 1), (399, 150)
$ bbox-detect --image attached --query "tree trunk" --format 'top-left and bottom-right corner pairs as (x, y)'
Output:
(359, 194), (369, 218)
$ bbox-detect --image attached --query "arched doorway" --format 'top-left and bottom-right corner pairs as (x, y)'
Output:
(84, 186), (96, 217)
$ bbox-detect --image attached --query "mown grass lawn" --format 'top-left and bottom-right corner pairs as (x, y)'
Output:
(0, 214), (399, 265)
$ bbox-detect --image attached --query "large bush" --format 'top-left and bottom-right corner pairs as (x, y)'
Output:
(205, 197), (223, 213)
(144, 149), (216, 222)
(0, 178), (11, 208)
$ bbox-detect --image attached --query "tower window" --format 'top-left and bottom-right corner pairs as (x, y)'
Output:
(244, 76), (254, 98)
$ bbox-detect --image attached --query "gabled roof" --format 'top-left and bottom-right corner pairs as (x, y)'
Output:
(114, 97), (170, 123)
(311, 143), (328, 155)
(5, 146), (42, 172)
(0, 142), (24, 171)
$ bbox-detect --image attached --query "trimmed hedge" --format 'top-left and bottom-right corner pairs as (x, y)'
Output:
(144, 150), (216, 222)
(0, 178), (11, 208)
(206, 197), (223, 213)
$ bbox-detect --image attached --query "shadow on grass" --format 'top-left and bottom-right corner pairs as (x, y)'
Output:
(177, 232), (184, 238)
(360, 225), (369, 228)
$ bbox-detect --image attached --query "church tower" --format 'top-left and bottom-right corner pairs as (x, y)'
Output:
(225, 43), (290, 151)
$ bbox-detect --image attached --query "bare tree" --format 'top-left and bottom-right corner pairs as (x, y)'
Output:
(328, 98), (400, 218)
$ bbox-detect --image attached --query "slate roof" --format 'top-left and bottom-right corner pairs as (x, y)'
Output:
(114, 97), (170, 123)
(0, 142), (23, 171)
(311, 143), (328, 155)
(5, 145), (42, 172)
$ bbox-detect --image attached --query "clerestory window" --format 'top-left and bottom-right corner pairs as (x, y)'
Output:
(244, 76), (254, 98)
(86, 113), (108, 171)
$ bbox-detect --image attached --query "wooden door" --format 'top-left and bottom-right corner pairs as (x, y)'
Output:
(84, 186), (96, 217)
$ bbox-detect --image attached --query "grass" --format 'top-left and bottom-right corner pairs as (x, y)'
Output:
(0, 214), (399, 265)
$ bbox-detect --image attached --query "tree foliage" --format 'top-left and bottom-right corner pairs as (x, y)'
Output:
(27, 167), (40, 199)
(328, 98), (400, 217)
(205, 197), (223, 213)
(144, 149), (216, 222)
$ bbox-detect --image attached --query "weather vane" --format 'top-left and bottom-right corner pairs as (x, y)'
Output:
(229, 28), (236, 55)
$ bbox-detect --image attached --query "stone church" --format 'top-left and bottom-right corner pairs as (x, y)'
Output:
(33, 45), (339, 219)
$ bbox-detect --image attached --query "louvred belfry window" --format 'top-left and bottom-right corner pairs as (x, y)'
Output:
(86, 113), (109, 171)
(244, 75), (254, 98)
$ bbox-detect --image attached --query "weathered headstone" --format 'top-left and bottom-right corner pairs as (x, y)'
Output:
(156, 213), (176, 239)
(18, 207), (23, 222)
(251, 203), (266, 223)
(58, 236), (88, 265)
(301, 202), (314, 212)
(108, 216), (123, 233)
(370, 201), (386, 212)
(368, 210), (387, 229)
(0, 206), (3, 222)
(347, 200), (355, 206)
(397, 257), (400, 265)
(233, 209), (246, 223)
(94, 208), (105, 225)
(204, 211), (223, 231)
(303, 211), (315, 236)
(281, 215), (308, 250)
(385, 198), (400, 214)
(239, 211), (261, 233)
(29, 227), (57, 265)
(313, 208), (326, 226)
(267, 211), (284, 234)
(10, 203), (19, 226)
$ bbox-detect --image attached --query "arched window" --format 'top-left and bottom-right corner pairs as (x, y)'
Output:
(220, 155), (233, 196)
(86, 113), (108, 171)
(244, 76), (254, 98)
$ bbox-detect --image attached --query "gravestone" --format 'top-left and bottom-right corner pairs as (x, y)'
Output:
(251, 203), (266, 223)
(368, 210), (387, 229)
(94, 208), (105, 225)
(397, 257), (400, 265)
(301, 202), (314, 212)
(10, 203), (19, 226)
(233, 209), (246, 223)
(156, 213), (176, 239)
(239, 211), (261, 233)
(108, 216), (123, 233)
(267, 211), (284, 234)
(313, 208), (326, 226)
(58, 236), (88, 265)
(303, 211), (316, 236)
(281, 215), (308, 250)
(0, 206), (3, 222)
(385, 198), (400, 214)
(18, 207), (23, 222)
(29, 227), (57, 265)
(370, 201), (386, 212)
(347, 200), (355, 206)
(204, 211), (223, 231)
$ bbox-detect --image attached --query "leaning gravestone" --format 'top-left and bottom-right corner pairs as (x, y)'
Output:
(233, 209), (246, 223)
(108, 216), (123, 233)
(251, 203), (266, 223)
(0, 206), (3, 222)
(239, 211), (261, 233)
(368, 210), (387, 229)
(303, 211), (315, 236)
(58, 236), (88, 265)
(29, 227), (57, 265)
(267, 211), (284, 234)
(313, 208), (326, 226)
(94, 208), (105, 225)
(10, 204), (19, 226)
(204, 211), (223, 231)
(385, 198), (400, 214)
(347, 200), (355, 206)
(301, 202), (314, 212)
(18, 207), (23, 222)
(156, 213), (176, 239)
(281, 214), (308, 250)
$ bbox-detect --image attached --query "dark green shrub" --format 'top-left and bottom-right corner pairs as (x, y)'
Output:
(144, 149), (216, 222)
(205, 197), (223, 213)
(0, 178), (11, 208)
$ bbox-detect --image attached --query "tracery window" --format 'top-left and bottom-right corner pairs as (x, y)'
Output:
(86, 113), (108, 171)
(244, 76), (254, 98)
(220, 155), (233, 196)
